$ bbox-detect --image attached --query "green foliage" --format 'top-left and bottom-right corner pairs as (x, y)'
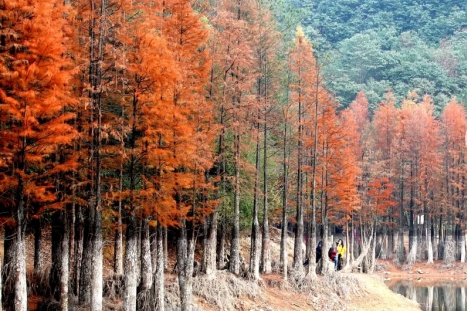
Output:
(284, 0), (467, 111)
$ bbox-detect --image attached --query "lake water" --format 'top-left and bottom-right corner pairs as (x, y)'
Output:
(387, 279), (467, 311)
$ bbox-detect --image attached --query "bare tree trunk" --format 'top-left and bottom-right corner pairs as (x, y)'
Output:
(388, 222), (394, 259)
(51, 212), (62, 300)
(138, 219), (153, 310)
(261, 116), (271, 274)
(280, 108), (289, 280)
(293, 95), (304, 273)
(164, 227), (168, 271)
(250, 123), (261, 280)
(341, 227), (374, 273)
(444, 235), (456, 265)
(33, 218), (44, 274)
(177, 223), (195, 311)
(123, 216), (138, 311)
(345, 221), (350, 266)
(305, 65), (320, 278)
(69, 174), (76, 294)
(217, 220), (226, 270)
(74, 205), (84, 297)
(114, 165), (124, 275)
(204, 211), (217, 276)
(150, 227), (158, 281)
(15, 191), (27, 311)
(230, 133), (241, 275)
(368, 227), (377, 273)
(140, 219), (153, 290)
(350, 217), (354, 263)
(0, 258), (2, 311)
(407, 231), (418, 265)
(427, 214), (434, 264)
(61, 211), (69, 311)
(3, 225), (15, 307)
(460, 226), (466, 263)
(79, 211), (94, 304)
(91, 202), (103, 311)
(154, 224), (165, 311)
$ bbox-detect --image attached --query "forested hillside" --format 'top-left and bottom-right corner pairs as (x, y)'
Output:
(291, 0), (467, 110)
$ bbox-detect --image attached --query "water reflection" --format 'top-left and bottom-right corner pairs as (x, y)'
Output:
(388, 280), (467, 311)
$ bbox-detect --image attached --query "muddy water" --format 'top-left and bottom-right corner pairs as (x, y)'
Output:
(387, 279), (467, 311)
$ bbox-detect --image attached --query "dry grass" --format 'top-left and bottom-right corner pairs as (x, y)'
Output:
(374, 261), (389, 271)
(284, 268), (366, 310)
(103, 273), (124, 301)
(192, 270), (261, 310)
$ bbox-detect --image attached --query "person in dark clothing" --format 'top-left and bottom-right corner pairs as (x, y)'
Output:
(316, 241), (323, 263)
(328, 246), (337, 262)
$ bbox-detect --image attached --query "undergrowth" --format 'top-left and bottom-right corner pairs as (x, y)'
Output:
(192, 270), (261, 310)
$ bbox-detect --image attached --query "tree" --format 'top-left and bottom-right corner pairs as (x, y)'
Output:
(289, 26), (317, 274)
(440, 99), (467, 264)
(0, 1), (76, 310)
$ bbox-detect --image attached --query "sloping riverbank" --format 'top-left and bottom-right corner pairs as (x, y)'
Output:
(192, 272), (421, 311)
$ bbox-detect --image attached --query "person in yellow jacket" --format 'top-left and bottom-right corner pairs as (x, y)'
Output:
(335, 239), (346, 271)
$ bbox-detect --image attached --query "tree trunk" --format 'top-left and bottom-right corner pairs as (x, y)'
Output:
(61, 211), (69, 311)
(150, 227), (158, 281)
(140, 219), (153, 290)
(204, 100), (225, 277)
(280, 108), (289, 280)
(79, 210), (94, 305)
(91, 207), (103, 311)
(427, 214), (434, 264)
(249, 123), (261, 280)
(51, 212), (62, 300)
(123, 215), (138, 311)
(369, 227), (377, 273)
(33, 218), (44, 274)
(460, 226), (466, 263)
(444, 235), (456, 265)
(407, 229), (418, 265)
(293, 95), (304, 272)
(204, 211), (217, 276)
(230, 133), (241, 275)
(114, 166), (124, 275)
(138, 219), (153, 311)
(341, 227), (374, 273)
(217, 220), (225, 270)
(14, 191), (27, 311)
(177, 223), (195, 311)
(388, 222), (394, 259)
(306, 65), (320, 278)
(68, 174), (76, 294)
(73, 205), (84, 297)
(154, 224), (165, 311)
(163, 227), (168, 271)
(3, 226), (15, 307)
(0, 258), (2, 311)
(261, 115), (271, 274)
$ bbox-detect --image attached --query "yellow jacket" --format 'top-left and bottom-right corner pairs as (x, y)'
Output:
(337, 245), (346, 258)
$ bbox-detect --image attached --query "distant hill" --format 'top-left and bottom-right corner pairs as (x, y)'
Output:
(288, 0), (467, 111)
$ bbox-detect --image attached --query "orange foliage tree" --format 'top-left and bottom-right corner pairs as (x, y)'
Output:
(0, 0), (76, 309)
(440, 99), (467, 264)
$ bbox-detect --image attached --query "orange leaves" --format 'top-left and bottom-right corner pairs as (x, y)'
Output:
(0, 0), (76, 217)
(367, 177), (395, 217)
